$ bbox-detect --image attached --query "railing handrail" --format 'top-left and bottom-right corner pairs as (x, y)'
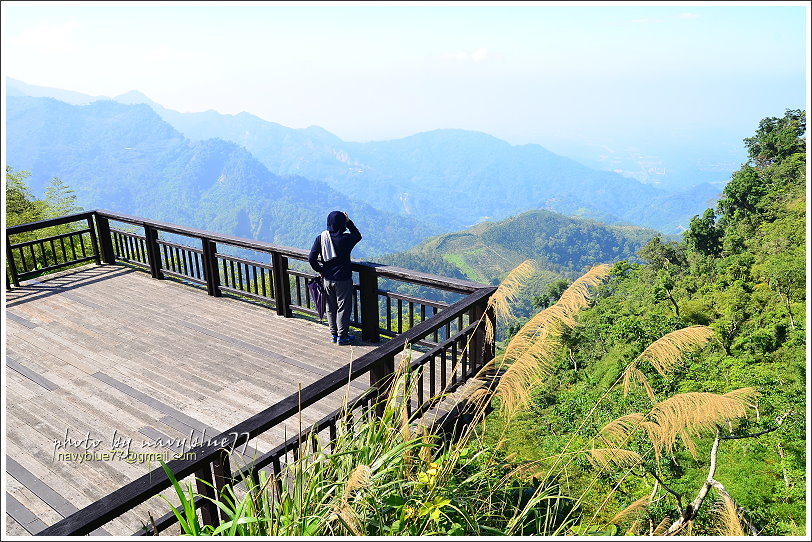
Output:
(95, 209), (486, 294)
(5, 210), (96, 236)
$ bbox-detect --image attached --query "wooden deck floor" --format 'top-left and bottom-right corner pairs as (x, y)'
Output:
(4, 264), (382, 536)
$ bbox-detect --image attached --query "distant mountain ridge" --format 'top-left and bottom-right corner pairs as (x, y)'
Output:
(5, 95), (437, 257)
(6, 77), (721, 234)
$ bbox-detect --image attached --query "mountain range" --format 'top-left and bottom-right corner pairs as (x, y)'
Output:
(5, 95), (436, 257)
(7, 78), (721, 235)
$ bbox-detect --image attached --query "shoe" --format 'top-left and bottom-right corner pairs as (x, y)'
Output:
(337, 334), (356, 346)
(331, 335), (338, 343)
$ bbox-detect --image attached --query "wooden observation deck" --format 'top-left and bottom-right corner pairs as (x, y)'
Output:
(4, 211), (495, 536)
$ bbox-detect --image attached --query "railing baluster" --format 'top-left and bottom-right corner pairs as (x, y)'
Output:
(212, 451), (233, 523)
(440, 347), (447, 390)
(386, 296), (392, 332)
(295, 275), (302, 306)
(49, 239), (58, 265)
(195, 465), (219, 529)
(17, 246), (27, 273)
(451, 340), (458, 385)
(236, 259), (244, 290)
(60, 236), (68, 262)
(86, 215), (100, 265)
(38, 241), (48, 268)
(430, 354), (436, 397)
(397, 299), (403, 333)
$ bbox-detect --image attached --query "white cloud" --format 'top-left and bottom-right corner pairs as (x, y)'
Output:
(676, 13), (700, 20)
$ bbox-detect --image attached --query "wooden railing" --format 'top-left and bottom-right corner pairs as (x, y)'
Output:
(5, 210), (496, 536)
(6, 211), (100, 287)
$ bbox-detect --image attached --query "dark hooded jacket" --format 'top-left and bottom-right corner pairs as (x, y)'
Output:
(308, 211), (362, 281)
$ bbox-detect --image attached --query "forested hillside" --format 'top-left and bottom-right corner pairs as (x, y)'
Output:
(4, 96), (437, 257)
(380, 209), (659, 319)
(482, 109), (807, 535)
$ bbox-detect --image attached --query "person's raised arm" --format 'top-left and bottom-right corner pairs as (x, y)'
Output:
(345, 213), (362, 243)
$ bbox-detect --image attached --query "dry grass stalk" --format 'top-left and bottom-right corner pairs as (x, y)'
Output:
(644, 388), (759, 459)
(609, 495), (651, 524)
(334, 464), (372, 535)
(487, 259), (537, 324)
(652, 516), (671, 535)
(587, 447), (643, 471)
(623, 326), (715, 400)
(715, 494), (747, 536)
(493, 264), (611, 420)
(598, 413), (646, 448)
(625, 519), (642, 536)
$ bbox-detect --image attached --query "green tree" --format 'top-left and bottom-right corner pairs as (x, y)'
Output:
(757, 247), (805, 329)
(532, 278), (570, 309)
(5, 165), (45, 227)
(743, 109), (806, 168)
(44, 176), (82, 219)
(684, 208), (722, 257)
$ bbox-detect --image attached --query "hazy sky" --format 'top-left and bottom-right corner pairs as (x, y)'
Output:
(2, 1), (808, 158)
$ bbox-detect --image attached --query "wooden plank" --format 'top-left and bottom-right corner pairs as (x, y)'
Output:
(6, 356), (59, 391)
(5, 456), (111, 536)
(6, 492), (49, 535)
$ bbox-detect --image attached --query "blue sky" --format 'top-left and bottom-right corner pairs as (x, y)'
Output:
(2, 1), (809, 186)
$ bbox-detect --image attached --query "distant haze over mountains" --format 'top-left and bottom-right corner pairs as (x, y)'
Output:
(7, 77), (723, 253)
(5, 95), (436, 257)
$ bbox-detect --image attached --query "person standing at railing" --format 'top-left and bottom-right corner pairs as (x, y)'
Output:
(308, 211), (362, 345)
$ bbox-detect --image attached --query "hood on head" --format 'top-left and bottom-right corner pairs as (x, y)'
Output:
(327, 211), (346, 233)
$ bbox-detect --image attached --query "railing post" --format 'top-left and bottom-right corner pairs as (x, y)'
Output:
(6, 234), (20, 288)
(86, 215), (101, 266)
(95, 214), (116, 264)
(358, 265), (380, 342)
(212, 450), (233, 523)
(469, 296), (495, 371)
(370, 354), (395, 417)
(272, 252), (292, 317)
(202, 238), (221, 297)
(143, 225), (164, 280)
(194, 464), (219, 529)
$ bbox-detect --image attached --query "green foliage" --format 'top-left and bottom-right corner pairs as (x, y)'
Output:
(684, 208), (723, 257)
(6, 166), (88, 278)
(6, 166), (45, 227)
(482, 110), (807, 535)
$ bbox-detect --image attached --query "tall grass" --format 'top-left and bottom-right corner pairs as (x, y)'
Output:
(158, 353), (573, 536)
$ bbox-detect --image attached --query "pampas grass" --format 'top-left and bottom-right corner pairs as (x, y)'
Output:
(494, 264), (611, 420)
(622, 325), (715, 401)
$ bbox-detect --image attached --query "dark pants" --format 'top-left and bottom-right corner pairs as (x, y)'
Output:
(324, 279), (353, 338)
